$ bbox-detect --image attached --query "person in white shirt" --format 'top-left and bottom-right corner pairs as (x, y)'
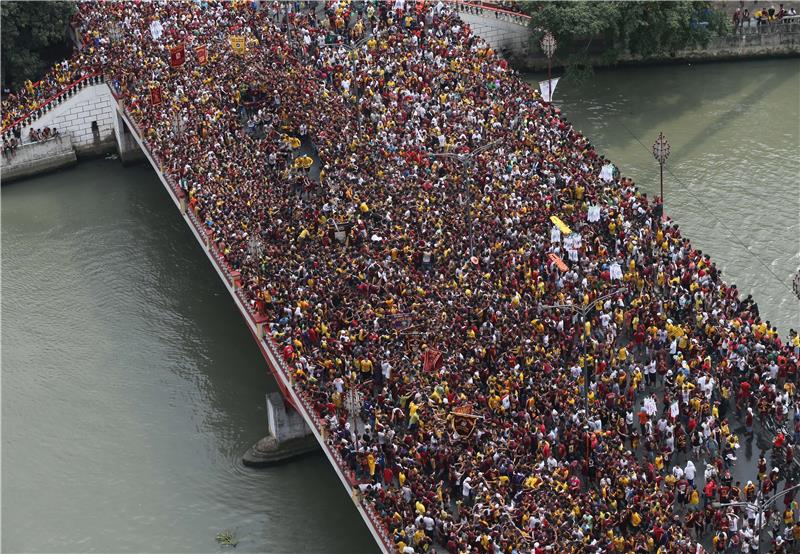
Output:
(684, 460), (696, 485)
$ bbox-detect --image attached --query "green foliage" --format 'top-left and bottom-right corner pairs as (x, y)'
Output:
(215, 530), (238, 547)
(1, 1), (76, 89)
(524, 1), (730, 76)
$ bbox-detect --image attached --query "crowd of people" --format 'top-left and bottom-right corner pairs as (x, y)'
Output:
(1, 56), (97, 132)
(733, 3), (798, 29)
(28, 126), (59, 143)
(26, 0), (795, 551)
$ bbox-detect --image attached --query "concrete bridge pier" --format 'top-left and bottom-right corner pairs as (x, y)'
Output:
(112, 110), (145, 165)
(242, 392), (319, 467)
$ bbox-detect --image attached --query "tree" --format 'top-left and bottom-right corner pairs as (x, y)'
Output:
(523, 2), (730, 81)
(1, 1), (76, 90)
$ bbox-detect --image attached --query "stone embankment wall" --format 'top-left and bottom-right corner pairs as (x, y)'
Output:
(1, 135), (77, 182)
(1, 78), (144, 183)
(517, 27), (800, 71)
(450, 2), (800, 71)
(458, 9), (531, 58)
(9, 80), (117, 158)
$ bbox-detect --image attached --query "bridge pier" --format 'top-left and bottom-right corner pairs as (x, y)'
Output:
(112, 110), (145, 165)
(242, 392), (319, 467)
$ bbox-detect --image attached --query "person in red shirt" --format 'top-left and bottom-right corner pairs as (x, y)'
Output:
(704, 479), (717, 507)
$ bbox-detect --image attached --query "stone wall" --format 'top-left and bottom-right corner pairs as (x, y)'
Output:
(1, 135), (77, 183)
(450, 4), (800, 71)
(12, 82), (117, 158)
(457, 10), (531, 58)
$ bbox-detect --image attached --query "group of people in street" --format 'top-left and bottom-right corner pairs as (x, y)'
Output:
(5, 0), (793, 551)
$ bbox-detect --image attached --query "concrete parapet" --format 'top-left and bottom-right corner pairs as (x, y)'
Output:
(112, 110), (145, 165)
(1, 135), (77, 183)
(242, 392), (318, 467)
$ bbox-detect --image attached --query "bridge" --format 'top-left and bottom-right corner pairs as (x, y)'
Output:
(3, 2), (792, 553)
(0, 29), (400, 554)
(448, 1), (531, 60)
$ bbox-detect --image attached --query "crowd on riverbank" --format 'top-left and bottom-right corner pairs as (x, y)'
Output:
(19, 1), (794, 552)
(1, 56), (96, 131)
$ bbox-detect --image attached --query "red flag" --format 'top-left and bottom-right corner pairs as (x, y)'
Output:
(170, 44), (186, 67)
(150, 86), (162, 105)
(195, 44), (208, 66)
(422, 349), (443, 372)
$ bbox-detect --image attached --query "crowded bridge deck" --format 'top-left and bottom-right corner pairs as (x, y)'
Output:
(5, 1), (795, 552)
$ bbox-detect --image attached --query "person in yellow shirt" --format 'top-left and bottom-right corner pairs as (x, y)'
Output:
(630, 510), (642, 528)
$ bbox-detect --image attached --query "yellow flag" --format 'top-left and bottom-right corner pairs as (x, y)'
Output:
(549, 215), (572, 235)
(229, 35), (246, 55)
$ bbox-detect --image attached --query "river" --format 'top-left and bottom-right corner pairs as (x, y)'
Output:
(2, 59), (798, 553)
(530, 58), (800, 334)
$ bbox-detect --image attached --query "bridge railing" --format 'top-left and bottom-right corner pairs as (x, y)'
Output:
(2, 71), (104, 142)
(446, 0), (531, 26)
(108, 83), (396, 553)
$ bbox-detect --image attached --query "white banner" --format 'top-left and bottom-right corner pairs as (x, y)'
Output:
(538, 77), (560, 103)
(149, 20), (164, 41)
(599, 163), (616, 183)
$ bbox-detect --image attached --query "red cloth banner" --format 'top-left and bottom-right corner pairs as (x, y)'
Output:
(422, 349), (443, 372)
(170, 44), (186, 67)
(195, 44), (208, 65)
(150, 86), (162, 105)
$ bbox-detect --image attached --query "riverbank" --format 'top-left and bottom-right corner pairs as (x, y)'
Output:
(513, 24), (800, 71)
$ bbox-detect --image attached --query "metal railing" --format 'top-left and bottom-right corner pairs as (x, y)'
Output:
(1, 71), (104, 141)
(446, 0), (531, 26)
(733, 15), (800, 33)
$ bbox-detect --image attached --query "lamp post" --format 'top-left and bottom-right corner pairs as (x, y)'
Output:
(345, 384), (364, 451)
(320, 36), (371, 136)
(247, 233), (264, 260)
(540, 286), (628, 472)
(429, 137), (506, 259)
(713, 482), (800, 552)
(108, 21), (122, 44)
(652, 132), (670, 219)
(540, 32), (556, 102)
(540, 288), (627, 418)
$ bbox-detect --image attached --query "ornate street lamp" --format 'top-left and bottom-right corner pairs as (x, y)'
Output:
(108, 21), (122, 44)
(652, 132), (670, 218)
(247, 234), (264, 259)
(540, 32), (557, 102)
(345, 385), (364, 450)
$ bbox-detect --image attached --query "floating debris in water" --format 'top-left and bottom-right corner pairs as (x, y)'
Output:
(105, 153), (119, 160)
(215, 530), (237, 547)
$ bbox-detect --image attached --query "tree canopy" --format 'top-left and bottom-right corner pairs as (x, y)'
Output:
(1, 1), (76, 90)
(523, 1), (730, 79)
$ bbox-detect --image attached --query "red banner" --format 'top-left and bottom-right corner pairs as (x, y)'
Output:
(195, 44), (208, 66)
(150, 86), (162, 105)
(452, 404), (478, 437)
(169, 44), (186, 67)
(422, 349), (443, 373)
